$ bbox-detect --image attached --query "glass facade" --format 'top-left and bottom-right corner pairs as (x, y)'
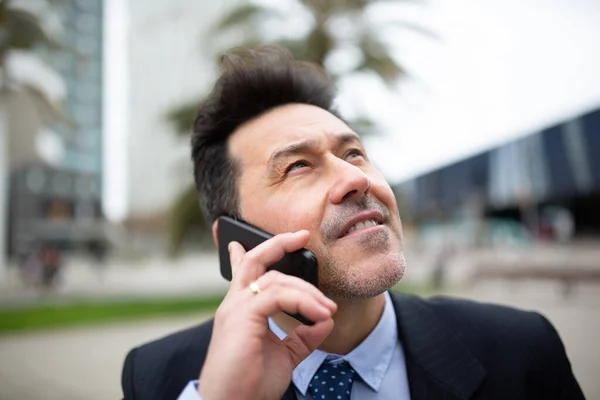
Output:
(6, 1), (106, 258)
(50, 0), (104, 183)
(397, 108), (600, 222)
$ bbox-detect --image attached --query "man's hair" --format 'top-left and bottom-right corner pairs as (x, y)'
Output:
(191, 45), (339, 223)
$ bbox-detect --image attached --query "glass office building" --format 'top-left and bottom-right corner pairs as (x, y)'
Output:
(8, 0), (105, 258)
(397, 108), (600, 235)
(51, 0), (104, 182)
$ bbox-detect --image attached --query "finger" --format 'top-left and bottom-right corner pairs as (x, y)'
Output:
(228, 241), (247, 282)
(252, 271), (336, 312)
(234, 230), (310, 287)
(250, 287), (333, 325)
(284, 319), (334, 366)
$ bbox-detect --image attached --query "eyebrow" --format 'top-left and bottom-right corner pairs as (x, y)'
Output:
(268, 132), (361, 167)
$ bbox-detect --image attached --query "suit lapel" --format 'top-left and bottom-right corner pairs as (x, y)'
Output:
(280, 384), (296, 400)
(279, 292), (487, 400)
(390, 292), (486, 400)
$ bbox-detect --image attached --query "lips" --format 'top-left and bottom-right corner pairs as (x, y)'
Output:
(337, 211), (384, 238)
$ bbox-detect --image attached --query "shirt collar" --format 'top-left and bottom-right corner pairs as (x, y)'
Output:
(268, 291), (398, 395)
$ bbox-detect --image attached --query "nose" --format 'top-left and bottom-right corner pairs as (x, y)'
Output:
(328, 160), (371, 204)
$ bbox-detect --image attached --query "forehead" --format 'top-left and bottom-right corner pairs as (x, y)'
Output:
(228, 104), (356, 164)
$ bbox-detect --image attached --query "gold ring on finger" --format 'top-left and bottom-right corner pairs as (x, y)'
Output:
(248, 281), (262, 295)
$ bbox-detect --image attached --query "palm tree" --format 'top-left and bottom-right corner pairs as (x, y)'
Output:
(165, 0), (429, 256)
(0, 0), (67, 278)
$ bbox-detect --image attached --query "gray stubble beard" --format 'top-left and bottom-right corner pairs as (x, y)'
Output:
(317, 230), (407, 301)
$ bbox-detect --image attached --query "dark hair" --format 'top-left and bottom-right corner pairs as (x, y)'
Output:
(191, 45), (339, 223)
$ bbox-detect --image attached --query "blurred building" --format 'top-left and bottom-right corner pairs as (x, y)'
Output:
(8, 165), (104, 257)
(111, 0), (240, 235)
(8, 0), (106, 258)
(125, 0), (241, 216)
(53, 0), (104, 178)
(397, 107), (600, 243)
(5, 0), (245, 257)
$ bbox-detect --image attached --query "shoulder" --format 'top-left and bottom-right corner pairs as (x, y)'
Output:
(389, 293), (583, 397)
(392, 292), (568, 367)
(131, 317), (215, 360)
(122, 318), (214, 400)
(390, 291), (548, 331)
(424, 295), (547, 331)
(390, 292), (562, 359)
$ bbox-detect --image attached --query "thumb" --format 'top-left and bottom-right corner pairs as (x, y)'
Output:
(283, 318), (334, 366)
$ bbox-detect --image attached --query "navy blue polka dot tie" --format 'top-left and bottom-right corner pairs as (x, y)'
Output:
(308, 359), (357, 400)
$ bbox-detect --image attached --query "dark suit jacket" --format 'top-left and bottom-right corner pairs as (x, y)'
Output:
(121, 292), (585, 400)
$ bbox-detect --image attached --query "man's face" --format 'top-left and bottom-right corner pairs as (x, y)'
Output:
(228, 104), (405, 300)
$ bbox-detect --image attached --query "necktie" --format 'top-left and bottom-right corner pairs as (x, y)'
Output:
(308, 359), (357, 400)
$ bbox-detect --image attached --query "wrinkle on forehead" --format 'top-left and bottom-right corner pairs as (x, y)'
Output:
(228, 103), (355, 167)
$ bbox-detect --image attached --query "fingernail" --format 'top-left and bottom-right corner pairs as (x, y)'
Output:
(228, 242), (233, 252)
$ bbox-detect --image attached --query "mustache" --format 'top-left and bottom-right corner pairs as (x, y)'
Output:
(320, 195), (391, 243)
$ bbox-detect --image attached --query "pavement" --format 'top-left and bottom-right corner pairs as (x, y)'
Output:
(0, 313), (212, 400)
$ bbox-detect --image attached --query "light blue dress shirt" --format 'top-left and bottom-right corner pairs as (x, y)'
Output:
(178, 291), (410, 399)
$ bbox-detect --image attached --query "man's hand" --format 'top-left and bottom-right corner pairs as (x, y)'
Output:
(198, 230), (336, 400)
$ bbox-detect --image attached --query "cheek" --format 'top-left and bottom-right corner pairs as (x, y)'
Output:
(269, 192), (324, 233)
(243, 188), (325, 236)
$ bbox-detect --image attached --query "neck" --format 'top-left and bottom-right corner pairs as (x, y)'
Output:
(273, 292), (386, 355)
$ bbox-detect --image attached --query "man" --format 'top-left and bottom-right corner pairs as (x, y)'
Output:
(121, 46), (584, 400)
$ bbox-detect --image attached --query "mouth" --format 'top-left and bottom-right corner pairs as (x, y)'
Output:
(338, 211), (385, 239)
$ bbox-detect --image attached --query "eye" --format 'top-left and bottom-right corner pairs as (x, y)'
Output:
(285, 160), (310, 174)
(345, 149), (365, 160)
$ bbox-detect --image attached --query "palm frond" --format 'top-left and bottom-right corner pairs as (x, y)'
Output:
(386, 19), (439, 40)
(327, 0), (372, 13)
(299, 0), (327, 16)
(166, 99), (201, 135)
(166, 184), (210, 257)
(0, 6), (62, 56)
(355, 31), (405, 83)
(305, 28), (335, 66)
(214, 3), (280, 32)
(371, 0), (428, 4)
(359, 52), (405, 83)
(272, 38), (310, 61)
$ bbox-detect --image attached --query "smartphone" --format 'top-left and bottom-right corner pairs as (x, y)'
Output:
(217, 216), (319, 325)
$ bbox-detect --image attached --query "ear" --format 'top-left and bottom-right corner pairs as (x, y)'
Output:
(212, 220), (219, 247)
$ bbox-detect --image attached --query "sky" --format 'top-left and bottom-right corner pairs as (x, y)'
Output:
(102, 0), (600, 221)
(357, 0), (600, 183)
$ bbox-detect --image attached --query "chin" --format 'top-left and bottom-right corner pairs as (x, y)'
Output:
(320, 252), (406, 300)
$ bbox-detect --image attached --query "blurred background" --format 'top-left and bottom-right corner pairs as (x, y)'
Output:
(0, 0), (599, 398)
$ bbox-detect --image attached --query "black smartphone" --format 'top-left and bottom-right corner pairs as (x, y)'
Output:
(217, 216), (319, 325)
